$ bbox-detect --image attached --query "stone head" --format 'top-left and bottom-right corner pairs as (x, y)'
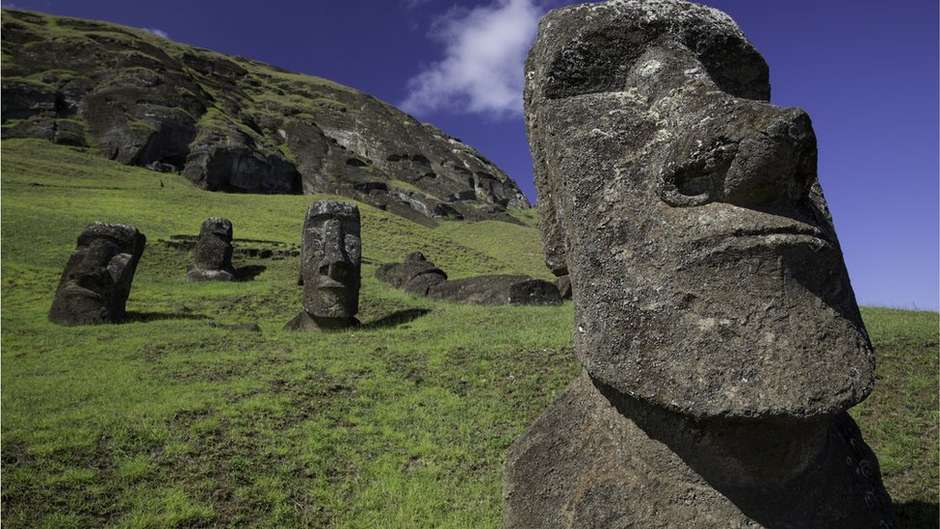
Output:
(301, 201), (361, 320)
(49, 222), (146, 324)
(192, 217), (234, 272)
(199, 217), (233, 242)
(526, 0), (874, 418)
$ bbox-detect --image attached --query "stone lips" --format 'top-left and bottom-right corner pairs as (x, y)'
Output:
(524, 0), (874, 420)
(188, 217), (235, 281)
(49, 222), (146, 325)
(1, 9), (530, 225)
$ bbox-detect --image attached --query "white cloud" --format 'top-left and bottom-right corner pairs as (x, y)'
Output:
(143, 27), (169, 39)
(401, 0), (543, 119)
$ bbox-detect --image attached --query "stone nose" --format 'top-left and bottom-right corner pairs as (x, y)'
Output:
(659, 107), (816, 209)
(721, 107), (816, 208)
(317, 219), (350, 281)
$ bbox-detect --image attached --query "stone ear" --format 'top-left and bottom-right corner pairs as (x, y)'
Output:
(536, 185), (569, 277)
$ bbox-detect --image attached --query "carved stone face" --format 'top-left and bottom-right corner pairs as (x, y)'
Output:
(49, 223), (146, 325)
(526, 1), (874, 419)
(192, 217), (233, 272)
(301, 201), (361, 320)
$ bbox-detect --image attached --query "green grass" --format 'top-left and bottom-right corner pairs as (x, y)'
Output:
(2, 139), (937, 528)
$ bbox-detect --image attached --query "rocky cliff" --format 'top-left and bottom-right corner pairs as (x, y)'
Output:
(0, 9), (530, 225)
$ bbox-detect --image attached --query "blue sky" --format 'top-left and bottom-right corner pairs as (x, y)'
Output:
(4, 0), (938, 310)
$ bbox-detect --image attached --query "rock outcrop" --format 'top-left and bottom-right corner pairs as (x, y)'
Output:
(285, 201), (361, 331)
(187, 217), (235, 281)
(49, 222), (146, 325)
(506, 1), (895, 527)
(1, 9), (530, 226)
(376, 253), (561, 306)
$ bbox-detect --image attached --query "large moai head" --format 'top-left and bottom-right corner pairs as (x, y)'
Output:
(49, 223), (146, 325)
(301, 201), (361, 321)
(526, 0), (874, 419)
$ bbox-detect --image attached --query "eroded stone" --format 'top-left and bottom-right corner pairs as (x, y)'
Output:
(187, 217), (235, 281)
(49, 222), (146, 325)
(285, 200), (361, 331)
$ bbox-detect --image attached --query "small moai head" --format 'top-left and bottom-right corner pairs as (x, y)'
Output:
(301, 201), (361, 320)
(526, 0), (874, 418)
(192, 217), (234, 272)
(49, 223), (146, 325)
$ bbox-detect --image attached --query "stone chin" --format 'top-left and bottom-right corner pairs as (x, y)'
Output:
(309, 281), (358, 320)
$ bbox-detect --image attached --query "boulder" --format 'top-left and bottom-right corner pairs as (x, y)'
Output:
(49, 223), (146, 325)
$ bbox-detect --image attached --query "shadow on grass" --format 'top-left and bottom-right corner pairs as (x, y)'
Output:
(894, 500), (938, 529)
(234, 265), (267, 282)
(125, 311), (210, 323)
(361, 308), (430, 330)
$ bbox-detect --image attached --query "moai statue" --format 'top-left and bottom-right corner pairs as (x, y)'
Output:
(375, 251), (448, 296)
(187, 217), (235, 281)
(285, 201), (361, 331)
(505, 1), (895, 528)
(49, 223), (146, 325)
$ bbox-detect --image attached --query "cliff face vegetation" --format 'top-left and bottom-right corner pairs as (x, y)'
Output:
(0, 9), (530, 226)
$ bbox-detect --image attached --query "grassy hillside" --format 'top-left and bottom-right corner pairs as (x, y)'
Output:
(2, 139), (937, 528)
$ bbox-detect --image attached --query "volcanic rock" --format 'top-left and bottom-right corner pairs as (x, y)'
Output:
(1, 9), (530, 224)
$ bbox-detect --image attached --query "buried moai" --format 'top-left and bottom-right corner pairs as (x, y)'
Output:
(49, 223), (146, 325)
(285, 201), (361, 331)
(187, 217), (235, 281)
(504, 1), (895, 528)
(376, 252), (562, 305)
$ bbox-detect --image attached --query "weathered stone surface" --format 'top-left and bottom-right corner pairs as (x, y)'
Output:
(427, 275), (561, 306)
(187, 217), (235, 281)
(507, 1), (894, 526)
(376, 253), (561, 305)
(505, 372), (895, 529)
(1, 9), (530, 224)
(375, 251), (447, 296)
(285, 201), (361, 331)
(49, 222), (146, 325)
(555, 275), (572, 300)
(524, 0), (873, 419)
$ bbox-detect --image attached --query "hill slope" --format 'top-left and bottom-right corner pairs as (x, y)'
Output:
(1, 139), (937, 528)
(0, 9), (529, 227)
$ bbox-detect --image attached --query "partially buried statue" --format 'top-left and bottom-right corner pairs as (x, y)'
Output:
(285, 201), (361, 331)
(49, 223), (146, 325)
(187, 217), (235, 281)
(504, 1), (895, 528)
